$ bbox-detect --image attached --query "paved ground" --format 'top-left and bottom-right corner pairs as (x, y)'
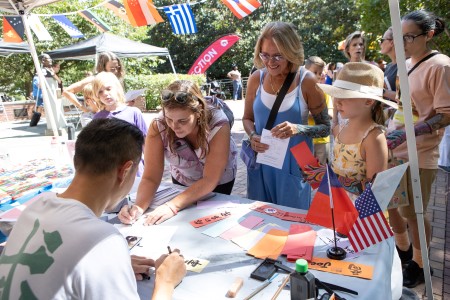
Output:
(0, 100), (448, 299)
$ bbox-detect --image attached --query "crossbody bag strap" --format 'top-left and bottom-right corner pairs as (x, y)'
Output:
(264, 71), (297, 130)
(407, 52), (439, 76)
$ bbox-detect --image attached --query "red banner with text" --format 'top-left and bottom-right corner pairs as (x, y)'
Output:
(188, 34), (240, 75)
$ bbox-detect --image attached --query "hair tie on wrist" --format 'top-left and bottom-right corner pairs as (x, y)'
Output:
(165, 202), (178, 215)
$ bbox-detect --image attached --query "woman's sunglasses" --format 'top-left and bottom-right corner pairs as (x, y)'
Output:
(161, 90), (199, 104)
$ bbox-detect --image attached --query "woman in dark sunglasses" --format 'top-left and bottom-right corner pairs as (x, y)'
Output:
(118, 80), (237, 225)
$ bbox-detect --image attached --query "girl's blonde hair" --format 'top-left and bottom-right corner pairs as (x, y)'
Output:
(253, 22), (304, 71)
(92, 72), (126, 108)
(82, 83), (101, 112)
(155, 80), (211, 158)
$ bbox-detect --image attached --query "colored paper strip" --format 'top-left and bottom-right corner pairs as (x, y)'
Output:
(309, 257), (374, 280)
(247, 229), (288, 260)
(220, 215), (264, 240)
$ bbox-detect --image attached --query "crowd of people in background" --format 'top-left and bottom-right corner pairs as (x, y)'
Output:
(2, 8), (448, 299)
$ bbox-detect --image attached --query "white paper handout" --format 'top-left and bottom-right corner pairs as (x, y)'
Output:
(256, 128), (290, 169)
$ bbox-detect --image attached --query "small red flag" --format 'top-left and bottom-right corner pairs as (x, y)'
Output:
(124, 0), (163, 27)
(306, 165), (358, 236)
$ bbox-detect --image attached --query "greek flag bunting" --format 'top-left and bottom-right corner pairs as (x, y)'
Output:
(163, 4), (197, 35)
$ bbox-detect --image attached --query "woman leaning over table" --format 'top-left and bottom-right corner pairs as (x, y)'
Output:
(118, 80), (238, 225)
(242, 21), (330, 209)
(385, 10), (450, 288)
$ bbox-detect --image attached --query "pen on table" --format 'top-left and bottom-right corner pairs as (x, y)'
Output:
(243, 273), (279, 300)
(271, 275), (290, 300)
(167, 246), (172, 254)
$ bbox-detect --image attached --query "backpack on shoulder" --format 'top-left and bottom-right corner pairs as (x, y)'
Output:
(204, 95), (234, 128)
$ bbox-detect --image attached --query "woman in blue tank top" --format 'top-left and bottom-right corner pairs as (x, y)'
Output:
(242, 22), (331, 209)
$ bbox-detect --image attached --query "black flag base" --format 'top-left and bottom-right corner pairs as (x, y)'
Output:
(327, 246), (347, 260)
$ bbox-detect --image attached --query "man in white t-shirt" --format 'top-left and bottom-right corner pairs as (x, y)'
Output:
(227, 65), (242, 101)
(0, 118), (186, 300)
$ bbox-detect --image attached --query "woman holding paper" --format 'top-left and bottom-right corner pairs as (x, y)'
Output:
(118, 80), (237, 225)
(242, 21), (330, 209)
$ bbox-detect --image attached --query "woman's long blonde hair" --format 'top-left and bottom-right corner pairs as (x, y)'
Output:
(154, 80), (211, 158)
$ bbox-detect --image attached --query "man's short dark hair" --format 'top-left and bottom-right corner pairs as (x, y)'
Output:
(74, 118), (144, 174)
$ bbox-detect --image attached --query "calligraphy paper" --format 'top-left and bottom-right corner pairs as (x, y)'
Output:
(202, 215), (241, 238)
(220, 215), (264, 240)
(247, 229), (289, 259)
(290, 141), (320, 189)
(250, 202), (287, 219)
(114, 224), (178, 258)
(231, 223), (282, 250)
(280, 212), (307, 222)
(281, 224), (316, 262)
(190, 211), (232, 228)
(309, 257), (374, 280)
(184, 258), (210, 273)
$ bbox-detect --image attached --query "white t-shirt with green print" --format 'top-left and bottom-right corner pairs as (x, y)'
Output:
(0, 193), (139, 299)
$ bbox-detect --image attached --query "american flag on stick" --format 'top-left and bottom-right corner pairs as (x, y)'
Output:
(348, 184), (393, 252)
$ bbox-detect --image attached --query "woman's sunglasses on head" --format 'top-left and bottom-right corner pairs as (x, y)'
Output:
(161, 90), (199, 104)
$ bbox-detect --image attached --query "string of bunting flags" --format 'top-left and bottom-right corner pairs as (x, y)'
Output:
(2, 0), (261, 42)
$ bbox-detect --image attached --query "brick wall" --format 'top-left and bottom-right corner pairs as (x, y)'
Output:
(0, 101), (35, 122)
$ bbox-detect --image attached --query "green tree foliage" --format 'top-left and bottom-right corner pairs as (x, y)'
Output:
(0, 0), (447, 99)
(147, 0), (360, 79)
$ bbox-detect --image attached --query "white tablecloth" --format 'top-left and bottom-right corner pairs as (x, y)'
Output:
(122, 186), (402, 300)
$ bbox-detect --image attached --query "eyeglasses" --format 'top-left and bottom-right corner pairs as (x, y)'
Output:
(109, 67), (121, 72)
(379, 38), (392, 44)
(259, 53), (285, 62)
(161, 90), (199, 104)
(403, 32), (426, 43)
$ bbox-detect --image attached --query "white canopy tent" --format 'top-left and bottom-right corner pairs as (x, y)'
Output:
(0, 0), (434, 298)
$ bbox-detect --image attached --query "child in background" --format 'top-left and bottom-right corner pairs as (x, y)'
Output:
(80, 83), (100, 127)
(305, 63), (398, 198)
(92, 72), (148, 176)
(304, 56), (332, 164)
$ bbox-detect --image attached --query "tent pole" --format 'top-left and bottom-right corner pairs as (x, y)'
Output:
(388, 1), (433, 299)
(167, 54), (177, 76)
(21, 14), (60, 138)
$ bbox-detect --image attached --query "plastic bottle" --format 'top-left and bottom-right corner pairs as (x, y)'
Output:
(290, 259), (316, 300)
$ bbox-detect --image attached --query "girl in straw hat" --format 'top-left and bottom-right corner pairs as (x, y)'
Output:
(305, 62), (398, 197)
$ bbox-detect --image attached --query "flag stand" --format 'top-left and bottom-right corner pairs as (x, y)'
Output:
(326, 165), (346, 260)
(327, 206), (346, 260)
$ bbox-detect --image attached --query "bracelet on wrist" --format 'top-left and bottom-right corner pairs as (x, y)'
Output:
(165, 202), (178, 215)
(249, 131), (257, 141)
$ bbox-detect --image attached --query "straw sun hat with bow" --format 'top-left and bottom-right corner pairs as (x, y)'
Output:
(317, 62), (398, 109)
